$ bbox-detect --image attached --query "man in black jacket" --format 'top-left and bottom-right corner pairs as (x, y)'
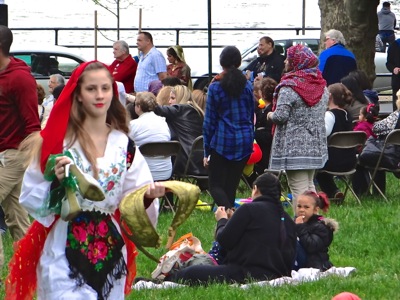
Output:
(386, 38), (400, 111)
(243, 36), (285, 83)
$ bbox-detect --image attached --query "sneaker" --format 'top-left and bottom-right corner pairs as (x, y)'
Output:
(333, 191), (345, 205)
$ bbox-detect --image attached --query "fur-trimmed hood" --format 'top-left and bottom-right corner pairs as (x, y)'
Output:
(321, 217), (339, 233)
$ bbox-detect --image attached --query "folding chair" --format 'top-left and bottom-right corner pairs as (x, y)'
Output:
(365, 129), (400, 202)
(177, 135), (215, 211)
(138, 141), (182, 213)
(317, 131), (367, 205)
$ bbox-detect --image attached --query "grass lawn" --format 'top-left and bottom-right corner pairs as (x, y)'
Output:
(1, 175), (399, 299)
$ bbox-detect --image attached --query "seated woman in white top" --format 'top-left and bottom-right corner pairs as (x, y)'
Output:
(128, 92), (172, 181)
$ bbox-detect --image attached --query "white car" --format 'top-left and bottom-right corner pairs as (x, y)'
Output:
(191, 35), (391, 92)
(10, 44), (87, 94)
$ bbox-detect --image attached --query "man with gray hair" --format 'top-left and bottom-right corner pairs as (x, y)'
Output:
(108, 40), (137, 94)
(319, 29), (357, 86)
(43, 73), (65, 107)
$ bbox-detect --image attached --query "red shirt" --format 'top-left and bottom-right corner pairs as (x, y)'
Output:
(0, 57), (40, 151)
(109, 55), (137, 93)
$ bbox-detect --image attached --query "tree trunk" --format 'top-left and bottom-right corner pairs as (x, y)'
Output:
(318, 0), (380, 84)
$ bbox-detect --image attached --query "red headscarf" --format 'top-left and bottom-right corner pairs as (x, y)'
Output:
(40, 60), (118, 173)
(273, 44), (326, 109)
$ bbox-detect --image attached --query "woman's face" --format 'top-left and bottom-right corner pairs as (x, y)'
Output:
(169, 90), (177, 105)
(284, 58), (293, 73)
(296, 195), (319, 223)
(167, 53), (175, 64)
(78, 69), (113, 119)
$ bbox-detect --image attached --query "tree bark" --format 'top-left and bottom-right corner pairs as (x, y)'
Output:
(318, 0), (380, 83)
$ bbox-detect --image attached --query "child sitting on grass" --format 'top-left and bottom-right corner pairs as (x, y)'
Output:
(294, 191), (338, 271)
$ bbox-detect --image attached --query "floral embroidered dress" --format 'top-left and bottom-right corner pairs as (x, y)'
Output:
(19, 130), (158, 300)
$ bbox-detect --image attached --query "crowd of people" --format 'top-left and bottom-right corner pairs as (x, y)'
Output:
(0, 18), (395, 299)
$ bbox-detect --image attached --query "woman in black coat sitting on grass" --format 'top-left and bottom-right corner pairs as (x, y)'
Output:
(165, 173), (297, 286)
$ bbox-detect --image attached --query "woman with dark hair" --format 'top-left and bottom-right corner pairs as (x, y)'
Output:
(203, 46), (254, 209)
(165, 173), (296, 286)
(267, 44), (329, 210)
(166, 45), (192, 89)
(349, 70), (380, 107)
(315, 83), (355, 200)
(340, 74), (369, 121)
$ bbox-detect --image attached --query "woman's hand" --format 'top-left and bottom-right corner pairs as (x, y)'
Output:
(215, 206), (228, 221)
(203, 156), (209, 168)
(145, 182), (166, 199)
(227, 208), (235, 219)
(267, 111), (274, 120)
(55, 156), (72, 181)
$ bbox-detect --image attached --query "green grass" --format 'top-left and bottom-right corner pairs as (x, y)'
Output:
(1, 176), (400, 299)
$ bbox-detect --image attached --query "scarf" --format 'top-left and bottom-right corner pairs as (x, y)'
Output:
(271, 44), (326, 134)
(272, 44), (326, 111)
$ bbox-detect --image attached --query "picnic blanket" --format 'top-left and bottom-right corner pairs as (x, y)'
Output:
(132, 266), (356, 290)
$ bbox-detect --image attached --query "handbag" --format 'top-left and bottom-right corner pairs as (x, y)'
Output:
(151, 233), (216, 280)
(359, 116), (400, 169)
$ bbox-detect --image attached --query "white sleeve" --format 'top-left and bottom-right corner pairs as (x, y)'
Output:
(325, 111), (335, 137)
(122, 147), (159, 227)
(19, 162), (55, 227)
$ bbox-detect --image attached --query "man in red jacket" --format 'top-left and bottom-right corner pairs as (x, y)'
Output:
(0, 25), (40, 270)
(109, 40), (137, 94)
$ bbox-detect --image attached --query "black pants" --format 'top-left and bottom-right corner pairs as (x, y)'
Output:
(208, 150), (249, 209)
(315, 172), (339, 198)
(352, 165), (386, 195)
(166, 264), (245, 286)
(391, 76), (400, 112)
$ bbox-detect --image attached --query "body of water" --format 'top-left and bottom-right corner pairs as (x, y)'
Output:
(5, 1), (400, 66)
(6, 0), (322, 64)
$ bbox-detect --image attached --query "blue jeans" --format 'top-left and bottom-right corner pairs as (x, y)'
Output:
(379, 31), (395, 52)
(293, 240), (307, 271)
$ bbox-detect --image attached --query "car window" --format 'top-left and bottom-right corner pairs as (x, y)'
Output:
(12, 53), (82, 77)
(57, 56), (80, 76)
(15, 54), (32, 66)
(292, 39), (320, 55)
(274, 41), (287, 56)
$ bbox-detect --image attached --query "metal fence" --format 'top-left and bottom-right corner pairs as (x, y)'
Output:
(10, 26), (321, 49)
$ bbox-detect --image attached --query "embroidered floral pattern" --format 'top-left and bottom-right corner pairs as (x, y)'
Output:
(66, 212), (122, 272)
(97, 146), (127, 197)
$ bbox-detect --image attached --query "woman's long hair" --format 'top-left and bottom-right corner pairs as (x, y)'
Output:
(173, 85), (204, 118)
(219, 46), (247, 98)
(20, 62), (129, 179)
(341, 74), (368, 105)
